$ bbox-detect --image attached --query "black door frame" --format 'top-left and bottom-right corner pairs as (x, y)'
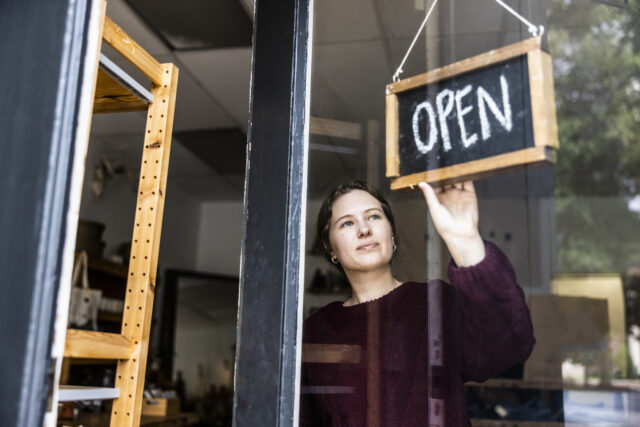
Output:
(232, 0), (313, 425)
(0, 0), (95, 425)
(0, 0), (313, 424)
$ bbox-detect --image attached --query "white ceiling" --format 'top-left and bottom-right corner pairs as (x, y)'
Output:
(91, 0), (252, 200)
(90, 0), (542, 201)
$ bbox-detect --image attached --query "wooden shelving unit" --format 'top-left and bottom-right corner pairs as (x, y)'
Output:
(59, 3), (179, 426)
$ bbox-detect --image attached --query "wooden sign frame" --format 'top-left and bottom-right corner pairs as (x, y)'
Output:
(385, 36), (558, 190)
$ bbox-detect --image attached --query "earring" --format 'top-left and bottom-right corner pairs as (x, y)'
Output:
(393, 242), (397, 252)
(331, 255), (339, 264)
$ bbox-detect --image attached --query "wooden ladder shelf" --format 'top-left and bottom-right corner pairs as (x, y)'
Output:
(61, 7), (179, 427)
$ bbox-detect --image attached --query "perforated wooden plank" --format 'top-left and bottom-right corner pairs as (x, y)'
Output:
(110, 63), (178, 427)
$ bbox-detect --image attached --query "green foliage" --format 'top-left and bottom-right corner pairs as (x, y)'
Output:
(550, 0), (640, 197)
(548, 0), (640, 273)
(556, 197), (640, 273)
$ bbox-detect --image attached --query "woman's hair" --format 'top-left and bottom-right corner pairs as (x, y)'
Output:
(315, 180), (398, 268)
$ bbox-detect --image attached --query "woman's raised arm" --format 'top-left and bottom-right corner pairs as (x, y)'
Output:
(418, 181), (486, 267)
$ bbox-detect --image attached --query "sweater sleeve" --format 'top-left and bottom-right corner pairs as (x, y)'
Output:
(299, 316), (323, 426)
(299, 363), (321, 427)
(447, 240), (535, 382)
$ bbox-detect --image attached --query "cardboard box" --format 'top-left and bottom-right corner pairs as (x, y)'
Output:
(524, 295), (610, 383)
(141, 397), (180, 416)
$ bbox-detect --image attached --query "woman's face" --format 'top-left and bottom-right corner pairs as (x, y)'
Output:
(328, 190), (394, 274)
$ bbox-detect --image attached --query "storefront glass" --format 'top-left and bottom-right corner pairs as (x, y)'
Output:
(300, 0), (640, 424)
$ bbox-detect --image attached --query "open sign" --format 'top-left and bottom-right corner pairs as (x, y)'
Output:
(386, 37), (558, 190)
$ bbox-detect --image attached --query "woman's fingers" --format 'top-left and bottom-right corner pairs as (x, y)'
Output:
(418, 181), (453, 231)
(461, 180), (475, 195)
(418, 181), (440, 211)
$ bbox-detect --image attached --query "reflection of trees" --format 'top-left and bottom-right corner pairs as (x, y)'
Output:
(549, 0), (640, 274)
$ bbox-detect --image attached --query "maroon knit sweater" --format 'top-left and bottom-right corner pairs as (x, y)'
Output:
(300, 241), (535, 426)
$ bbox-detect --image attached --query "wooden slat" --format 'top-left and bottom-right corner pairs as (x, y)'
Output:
(310, 117), (362, 140)
(86, 253), (128, 278)
(111, 63), (179, 427)
(528, 49), (559, 149)
(102, 16), (164, 87)
(302, 344), (361, 364)
(94, 68), (147, 114)
(387, 36), (542, 95)
(64, 329), (133, 359)
(390, 146), (553, 190)
(385, 94), (400, 177)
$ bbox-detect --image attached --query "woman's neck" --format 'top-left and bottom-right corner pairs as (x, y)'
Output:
(343, 267), (401, 306)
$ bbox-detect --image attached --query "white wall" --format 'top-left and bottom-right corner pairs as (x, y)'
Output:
(174, 318), (236, 396)
(196, 201), (244, 276)
(159, 187), (202, 271)
(79, 137), (138, 257)
(79, 135), (202, 271)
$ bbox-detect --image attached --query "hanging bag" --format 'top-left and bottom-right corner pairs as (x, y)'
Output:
(68, 251), (102, 330)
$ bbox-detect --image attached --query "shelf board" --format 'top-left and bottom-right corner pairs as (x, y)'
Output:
(93, 53), (153, 114)
(62, 358), (117, 366)
(84, 254), (128, 278)
(58, 385), (119, 402)
(98, 311), (123, 323)
(65, 330), (133, 359)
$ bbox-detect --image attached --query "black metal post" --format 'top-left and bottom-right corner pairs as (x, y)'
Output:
(233, 0), (312, 425)
(0, 0), (93, 425)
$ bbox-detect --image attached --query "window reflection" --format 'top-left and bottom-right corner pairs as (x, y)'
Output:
(300, 0), (640, 425)
(300, 181), (534, 425)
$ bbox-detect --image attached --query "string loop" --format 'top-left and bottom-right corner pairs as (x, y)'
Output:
(493, 0), (545, 37)
(393, 0), (439, 82)
(392, 0), (544, 82)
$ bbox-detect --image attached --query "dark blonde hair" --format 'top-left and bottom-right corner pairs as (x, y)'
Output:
(315, 180), (398, 268)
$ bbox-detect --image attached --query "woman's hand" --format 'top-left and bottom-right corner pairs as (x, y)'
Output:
(418, 181), (485, 267)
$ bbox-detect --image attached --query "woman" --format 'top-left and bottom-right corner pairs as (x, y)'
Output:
(301, 180), (535, 426)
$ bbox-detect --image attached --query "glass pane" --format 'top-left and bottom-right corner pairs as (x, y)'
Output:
(299, 0), (640, 425)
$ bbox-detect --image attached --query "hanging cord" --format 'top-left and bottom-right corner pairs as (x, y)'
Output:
(392, 0), (439, 82)
(392, 0), (543, 82)
(493, 0), (544, 38)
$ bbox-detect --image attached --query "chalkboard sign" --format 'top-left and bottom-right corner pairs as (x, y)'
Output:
(386, 37), (558, 190)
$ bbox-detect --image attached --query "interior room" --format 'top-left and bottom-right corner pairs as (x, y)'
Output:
(53, 0), (640, 425)
(59, 0), (250, 424)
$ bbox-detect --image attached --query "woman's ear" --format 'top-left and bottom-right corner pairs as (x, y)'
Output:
(323, 241), (331, 254)
(330, 252), (339, 265)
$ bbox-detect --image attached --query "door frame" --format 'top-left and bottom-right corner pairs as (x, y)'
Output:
(0, 0), (99, 425)
(232, 0), (313, 425)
